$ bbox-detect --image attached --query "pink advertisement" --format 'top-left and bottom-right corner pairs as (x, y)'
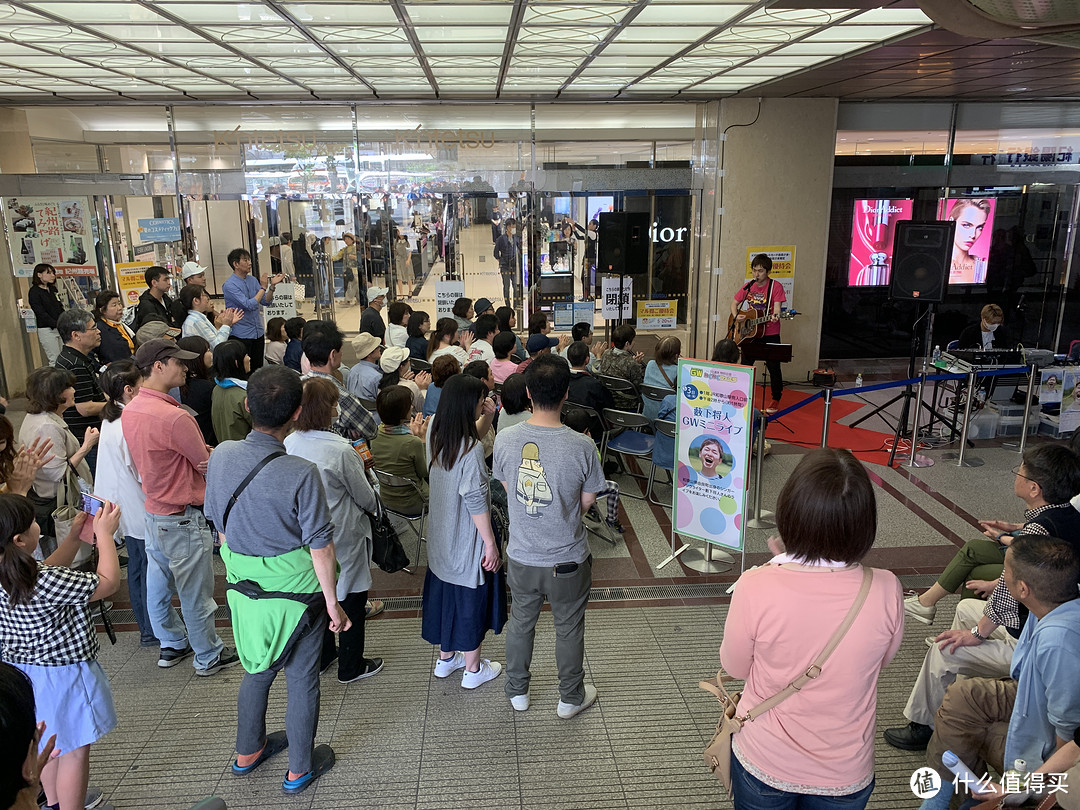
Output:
(936, 197), (996, 284)
(848, 198), (914, 286)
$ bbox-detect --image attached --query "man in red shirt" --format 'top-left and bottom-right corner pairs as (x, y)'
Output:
(122, 338), (239, 676)
(731, 253), (787, 413)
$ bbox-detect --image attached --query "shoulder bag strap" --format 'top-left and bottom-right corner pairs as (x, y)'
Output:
(740, 566), (874, 723)
(221, 451), (285, 533)
(658, 364), (675, 388)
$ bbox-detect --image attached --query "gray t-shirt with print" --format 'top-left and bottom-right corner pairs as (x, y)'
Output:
(493, 421), (606, 567)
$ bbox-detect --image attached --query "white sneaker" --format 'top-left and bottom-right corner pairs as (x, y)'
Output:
(904, 593), (936, 625)
(433, 651), (466, 679)
(461, 659), (502, 689)
(557, 684), (598, 719)
(509, 691), (530, 712)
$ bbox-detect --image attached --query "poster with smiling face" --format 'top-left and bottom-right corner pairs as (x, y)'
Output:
(673, 359), (754, 551)
(937, 197), (996, 284)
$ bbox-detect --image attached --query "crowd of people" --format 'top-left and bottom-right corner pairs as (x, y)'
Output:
(6, 252), (1080, 810)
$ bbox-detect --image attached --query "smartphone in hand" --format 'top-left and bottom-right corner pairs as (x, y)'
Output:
(80, 493), (105, 516)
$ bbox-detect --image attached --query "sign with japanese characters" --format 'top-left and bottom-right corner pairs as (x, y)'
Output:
(263, 282), (299, 321)
(745, 245), (795, 305)
(5, 197), (95, 277)
(673, 358), (754, 551)
(601, 276), (633, 319)
(136, 217), (182, 244)
(636, 299), (677, 329)
(116, 261), (153, 308)
(553, 301), (594, 330)
(435, 279), (465, 319)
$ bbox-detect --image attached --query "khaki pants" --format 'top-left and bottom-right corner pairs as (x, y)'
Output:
(927, 677), (1013, 788)
(903, 598), (1016, 726)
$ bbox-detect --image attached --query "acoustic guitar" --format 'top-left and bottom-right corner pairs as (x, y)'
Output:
(727, 309), (798, 345)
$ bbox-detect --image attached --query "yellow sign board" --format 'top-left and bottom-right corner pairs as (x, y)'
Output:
(116, 261), (153, 308)
(745, 246), (795, 303)
(636, 299), (677, 329)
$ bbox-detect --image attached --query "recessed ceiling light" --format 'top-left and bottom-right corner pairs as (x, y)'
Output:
(1007, 87), (1029, 92)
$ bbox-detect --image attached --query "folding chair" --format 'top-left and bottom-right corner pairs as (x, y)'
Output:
(372, 469), (428, 573)
(646, 418), (676, 508)
(411, 357), (431, 373)
(596, 374), (642, 413)
(561, 401), (608, 455)
(639, 383), (674, 408)
(601, 408), (655, 499)
(359, 398), (377, 413)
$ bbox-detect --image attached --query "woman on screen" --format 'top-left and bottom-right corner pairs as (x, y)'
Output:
(947, 199), (991, 284)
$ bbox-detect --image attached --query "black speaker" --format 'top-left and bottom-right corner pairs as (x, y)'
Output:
(598, 212), (650, 276)
(888, 220), (954, 303)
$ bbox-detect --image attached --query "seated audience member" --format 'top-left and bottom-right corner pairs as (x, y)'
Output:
(264, 317), (287, 365)
(134, 319), (180, 348)
(428, 317), (472, 364)
(468, 315), (499, 363)
(885, 442), (1080, 751)
(464, 360), (497, 456)
(386, 301), (413, 349)
(379, 346), (429, 414)
(491, 332), (521, 384)
(205, 366), (346, 794)
(495, 306), (525, 362)
(958, 303), (1006, 350)
(595, 324), (645, 411)
(711, 338), (767, 451)
(643, 337), (680, 421)
(346, 333), (384, 404)
(422, 355), (461, 420)
(92, 290), (135, 364)
(560, 321), (605, 366)
(566, 340), (613, 441)
(497, 373), (531, 433)
(282, 316), (307, 372)
(562, 407), (623, 533)
(452, 297), (475, 334)
(406, 311), (431, 359)
(285, 376), (384, 684)
(517, 333), (569, 375)
(925, 535), (1080, 806)
(473, 297), (495, 319)
(0, 495), (121, 810)
(370, 384), (429, 516)
(527, 311), (551, 337)
(301, 322), (377, 444)
(210, 340), (253, 443)
(176, 336), (217, 446)
(720, 449), (903, 806)
(180, 283), (242, 348)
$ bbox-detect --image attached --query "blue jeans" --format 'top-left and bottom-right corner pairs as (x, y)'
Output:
(144, 507), (224, 670)
(731, 752), (874, 810)
(124, 535), (171, 646)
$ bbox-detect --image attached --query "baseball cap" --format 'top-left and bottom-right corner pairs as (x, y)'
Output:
(474, 297), (494, 315)
(380, 346), (410, 374)
(526, 333), (558, 354)
(180, 261), (208, 280)
(367, 286), (389, 301)
(134, 338), (198, 370)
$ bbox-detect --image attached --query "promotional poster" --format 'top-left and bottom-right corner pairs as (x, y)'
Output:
(937, 198), (996, 284)
(673, 359), (754, 551)
(5, 197), (96, 277)
(848, 198), (914, 286)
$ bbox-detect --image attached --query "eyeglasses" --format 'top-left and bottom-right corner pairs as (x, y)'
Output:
(1011, 465), (1036, 483)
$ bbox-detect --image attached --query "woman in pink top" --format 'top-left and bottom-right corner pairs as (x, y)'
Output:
(719, 449), (903, 808)
(490, 331), (521, 384)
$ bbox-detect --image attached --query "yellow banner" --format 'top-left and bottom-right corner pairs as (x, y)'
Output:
(746, 246), (795, 278)
(116, 261), (153, 308)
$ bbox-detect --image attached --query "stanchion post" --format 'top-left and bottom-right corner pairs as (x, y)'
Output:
(957, 369), (977, 467)
(908, 371), (926, 468)
(1019, 364), (1037, 455)
(820, 388), (832, 448)
(748, 412), (775, 528)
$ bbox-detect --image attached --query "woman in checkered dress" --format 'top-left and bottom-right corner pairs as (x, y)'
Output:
(0, 494), (122, 810)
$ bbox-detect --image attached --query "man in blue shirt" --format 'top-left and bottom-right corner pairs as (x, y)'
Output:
(346, 332), (384, 404)
(926, 535), (1080, 801)
(222, 247), (285, 370)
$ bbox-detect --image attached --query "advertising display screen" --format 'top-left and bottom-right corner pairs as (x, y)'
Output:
(937, 197), (996, 284)
(848, 198), (914, 286)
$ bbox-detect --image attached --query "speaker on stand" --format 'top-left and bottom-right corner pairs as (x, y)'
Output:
(851, 220), (955, 466)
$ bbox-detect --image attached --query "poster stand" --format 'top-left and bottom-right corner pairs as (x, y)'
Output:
(680, 542), (736, 573)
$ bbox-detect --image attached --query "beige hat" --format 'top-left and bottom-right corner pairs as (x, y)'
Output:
(180, 261), (207, 280)
(352, 332), (383, 359)
(380, 346), (410, 374)
(135, 319), (181, 346)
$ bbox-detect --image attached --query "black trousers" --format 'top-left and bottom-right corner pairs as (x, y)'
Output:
(236, 336), (265, 371)
(744, 334), (784, 402)
(321, 590), (367, 680)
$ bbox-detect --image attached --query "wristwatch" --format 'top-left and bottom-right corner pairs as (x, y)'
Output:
(971, 626), (988, 641)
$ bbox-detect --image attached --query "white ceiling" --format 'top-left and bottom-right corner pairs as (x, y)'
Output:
(0, 0), (933, 102)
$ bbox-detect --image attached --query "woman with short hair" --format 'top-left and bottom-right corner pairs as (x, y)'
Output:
(719, 449), (903, 808)
(210, 340), (252, 443)
(92, 290), (135, 364)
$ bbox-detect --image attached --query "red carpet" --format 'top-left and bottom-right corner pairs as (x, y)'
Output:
(764, 390), (899, 467)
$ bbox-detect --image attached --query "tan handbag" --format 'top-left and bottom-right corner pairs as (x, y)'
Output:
(51, 460), (93, 567)
(700, 566), (873, 793)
